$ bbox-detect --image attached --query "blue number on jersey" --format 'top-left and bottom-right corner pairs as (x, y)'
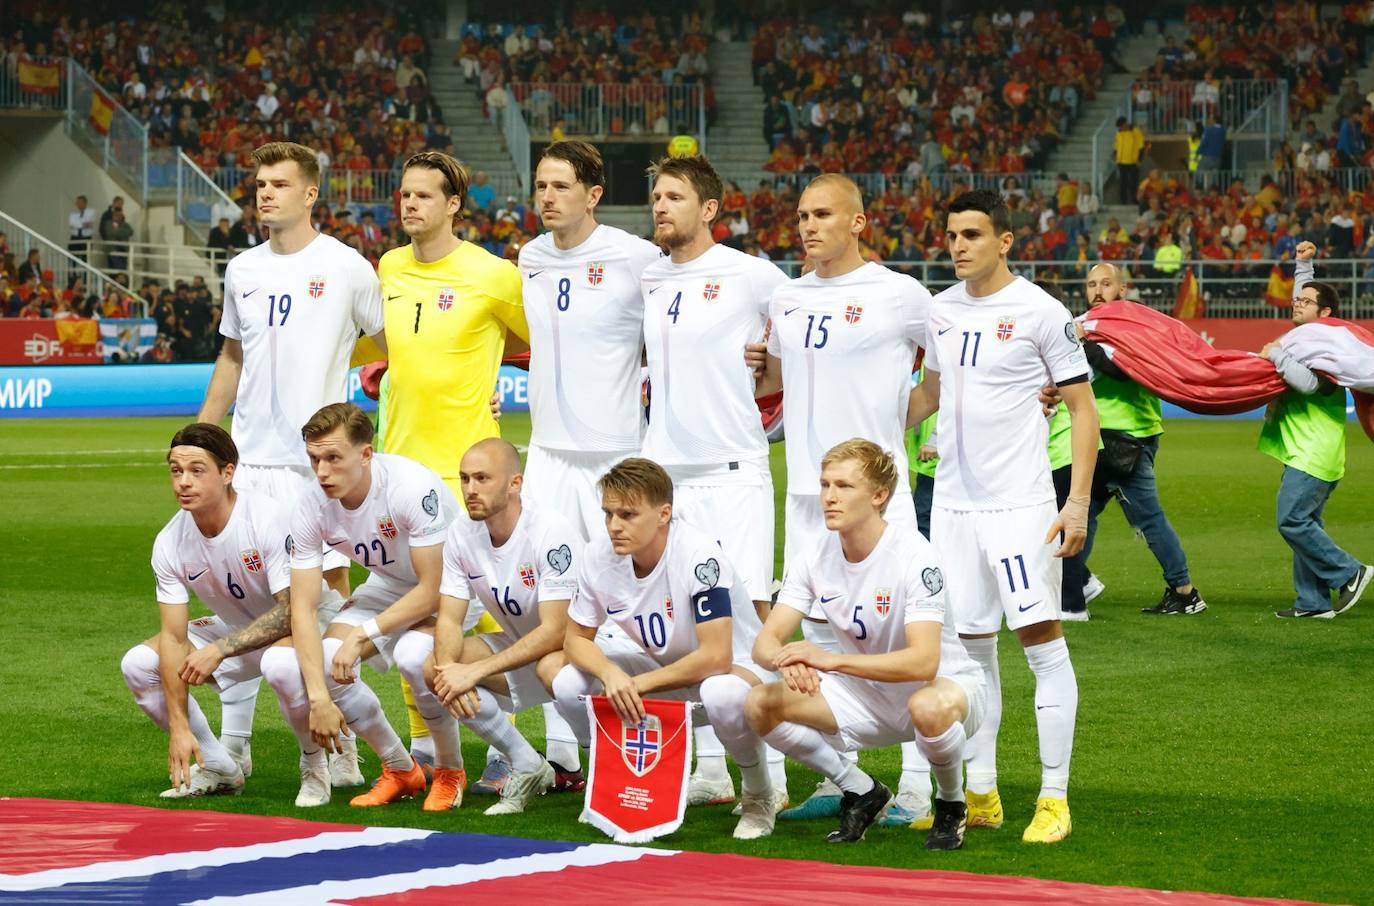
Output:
(556, 277), (571, 312)
(804, 314), (831, 349)
(667, 292), (682, 324)
(267, 293), (292, 327)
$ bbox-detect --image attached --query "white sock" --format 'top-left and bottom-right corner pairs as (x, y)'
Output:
(1025, 637), (1077, 799)
(763, 719), (872, 795)
(464, 688), (543, 773)
(217, 675), (261, 740)
(918, 722), (968, 804)
(393, 632), (462, 770)
(694, 724), (728, 781)
(543, 702), (580, 770)
(700, 674), (770, 796)
(898, 739), (931, 798)
(767, 746), (787, 791)
(320, 637), (409, 770)
(550, 664), (594, 747)
(121, 644), (237, 775)
(409, 734), (435, 761)
(961, 636), (1002, 794)
(259, 647), (324, 767)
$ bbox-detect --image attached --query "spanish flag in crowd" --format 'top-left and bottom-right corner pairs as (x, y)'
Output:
(1171, 267), (1205, 319)
(18, 59), (60, 95)
(89, 90), (116, 135)
(1264, 264), (1295, 309)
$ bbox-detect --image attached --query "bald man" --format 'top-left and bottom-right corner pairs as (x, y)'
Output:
(415, 439), (594, 814)
(751, 174), (938, 827)
(1079, 265), (1205, 616)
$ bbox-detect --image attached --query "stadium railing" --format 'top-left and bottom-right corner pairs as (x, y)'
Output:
(0, 55), (66, 110)
(722, 170), (1068, 198)
(509, 82), (705, 147)
(1090, 92), (1133, 197)
(85, 238), (224, 300)
(202, 165), (526, 212)
(767, 257), (1374, 319)
(1229, 89), (1291, 170)
(172, 151), (240, 245)
(64, 59), (149, 204)
(1129, 79), (1289, 135)
(1130, 166), (1372, 195)
(493, 86), (532, 198)
(1, 208), (144, 314)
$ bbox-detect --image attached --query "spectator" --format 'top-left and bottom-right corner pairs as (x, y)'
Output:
(1151, 229), (1184, 280)
(1114, 116), (1146, 204)
(97, 196), (124, 237)
(16, 249), (41, 284)
(67, 195), (96, 261)
(1197, 113), (1226, 187)
(228, 204), (261, 251)
(763, 96), (791, 150)
(1336, 108), (1365, 168)
(206, 217), (233, 275)
(102, 207), (134, 271)
(467, 171), (496, 212)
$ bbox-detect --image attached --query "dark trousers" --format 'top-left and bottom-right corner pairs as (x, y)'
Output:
(1117, 162), (1140, 205)
(1053, 464), (1088, 613)
(913, 472), (934, 540)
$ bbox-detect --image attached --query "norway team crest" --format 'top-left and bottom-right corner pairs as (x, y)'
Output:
(520, 563), (537, 589)
(437, 288), (456, 312)
(845, 302), (863, 324)
(622, 715), (662, 776)
(377, 516), (398, 540)
(664, 595), (674, 620)
(996, 317), (1017, 341)
(587, 262), (605, 286)
(307, 276), (326, 299)
(874, 587), (892, 617)
(703, 279), (721, 301)
(240, 549), (264, 573)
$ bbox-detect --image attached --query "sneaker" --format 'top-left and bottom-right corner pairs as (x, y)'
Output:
(925, 798), (969, 850)
(1141, 586), (1207, 615)
(349, 760), (427, 807)
(295, 763), (332, 808)
(485, 760), (555, 815)
(779, 779), (842, 820)
(1083, 574), (1106, 604)
(159, 763), (245, 799)
(965, 788), (1004, 828)
(1060, 609), (1091, 623)
(224, 739), (252, 779)
(547, 761), (586, 793)
(1275, 607), (1335, 620)
(1022, 796), (1072, 843)
(469, 758), (511, 796)
(329, 736), (365, 788)
(732, 790), (779, 840)
(687, 772), (735, 806)
(422, 767), (468, 811)
(826, 780), (892, 843)
(1335, 564), (1373, 615)
(878, 789), (932, 829)
(731, 785), (788, 816)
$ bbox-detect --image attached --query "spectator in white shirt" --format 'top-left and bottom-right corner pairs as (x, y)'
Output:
(68, 195), (97, 262)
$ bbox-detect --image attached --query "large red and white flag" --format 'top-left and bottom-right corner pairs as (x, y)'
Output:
(584, 696), (693, 844)
(1280, 318), (1374, 440)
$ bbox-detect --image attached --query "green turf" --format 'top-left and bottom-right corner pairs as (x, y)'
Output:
(3, 414), (1373, 903)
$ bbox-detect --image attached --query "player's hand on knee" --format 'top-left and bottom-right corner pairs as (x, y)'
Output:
(777, 640), (836, 672)
(780, 663), (821, 696)
(310, 700), (348, 753)
(603, 668), (645, 723)
(447, 689), (482, 720)
(179, 645), (224, 686)
(168, 730), (200, 791)
(331, 635), (362, 684)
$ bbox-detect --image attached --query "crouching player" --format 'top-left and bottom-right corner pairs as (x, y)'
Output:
(122, 423), (338, 804)
(746, 440), (985, 849)
(551, 458), (786, 839)
(265, 402), (482, 810)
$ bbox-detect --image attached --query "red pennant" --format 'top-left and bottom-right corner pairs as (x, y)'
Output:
(583, 695), (693, 843)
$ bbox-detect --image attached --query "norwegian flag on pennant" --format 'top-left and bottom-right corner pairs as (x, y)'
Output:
(437, 288), (456, 312)
(664, 595), (674, 620)
(874, 587), (892, 617)
(587, 262), (605, 286)
(377, 516), (398, 540)
(845, 303), (863, 325)
(240, 549), (264, 573)
(584, 695), (693, 843)
(520, 563), (537, 590)
(307, 276), (326, 299)
(996, 317), (1016, 341)
(703, 279), (721, 301)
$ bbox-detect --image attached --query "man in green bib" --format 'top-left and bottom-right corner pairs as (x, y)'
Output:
(1079, 264), (1207, 615)
(1260, 241), (1372, 619)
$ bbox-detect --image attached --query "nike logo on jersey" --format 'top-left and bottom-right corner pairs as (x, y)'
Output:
(187, 569), (208, 581)
(937, 326), (954, 335)
(241, 289), (258, 298)
(1017, 600), (1042, 612)
(527, 270), (544, 279)
(819, 594), (843, 604)
(647, 287), (661, 295)
(784, 307), (800, 316)
(606, 606), (627, 615)
(386, 294), (403, 301)
(467, 573), (484, 581)
(325, 537), (348, 546)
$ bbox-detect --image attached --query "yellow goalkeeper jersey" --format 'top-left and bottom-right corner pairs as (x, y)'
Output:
(378, 241), (528, 483)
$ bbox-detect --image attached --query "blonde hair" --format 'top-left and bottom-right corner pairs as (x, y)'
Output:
(404, 150), (471, 227)
(598, 457), (674, 507)
(251, 141), (321, 187)
(821, 438), (899, 513)
(301, 402), (375, 446)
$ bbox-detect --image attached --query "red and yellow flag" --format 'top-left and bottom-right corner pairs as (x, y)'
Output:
(1264, 264), (1295, 309)
(18, 60), (60, 95)
(89, 91), (116, 135)
(1171, 267), (1205, 319)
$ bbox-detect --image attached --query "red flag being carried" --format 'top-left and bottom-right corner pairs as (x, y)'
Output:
(1264, 264), (1295, 309)
(584, 695), (693, 843)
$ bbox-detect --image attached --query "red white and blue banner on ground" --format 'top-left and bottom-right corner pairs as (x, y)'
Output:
(0, 799), (1327, 905)
(584, 695), (693, 844)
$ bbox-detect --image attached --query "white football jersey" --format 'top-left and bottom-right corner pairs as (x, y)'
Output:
(777, 522), (979, 688)
(926, 277), (1089, 510)
(640, 243), (789, 466)
(290, 453), (455, 587)
(221, 233), (384, 468)
(152, 491), (292, 629)
(520, 225), (661, 453)
(568, 519), (761, 665)
(440, 501), (582, 639)
(767, 262), (930, 495)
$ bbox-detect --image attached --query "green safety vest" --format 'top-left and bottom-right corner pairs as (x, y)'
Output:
(906, 366), (938, 478)
(1093, 373), (1163, 438)
(1187, 136), (1201, 173)
(1258, 385), (1348, 482)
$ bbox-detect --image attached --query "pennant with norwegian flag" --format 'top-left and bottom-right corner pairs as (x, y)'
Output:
(584, 695), (693, 844)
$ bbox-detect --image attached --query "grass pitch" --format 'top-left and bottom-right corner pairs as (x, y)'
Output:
(2, 414), (1372, 903)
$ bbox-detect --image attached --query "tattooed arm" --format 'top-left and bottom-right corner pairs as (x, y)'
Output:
(177, 588), (293, 685)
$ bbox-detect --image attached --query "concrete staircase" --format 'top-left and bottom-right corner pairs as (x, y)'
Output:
(428, 39), (524, 200)
(702, 41), (770, 190)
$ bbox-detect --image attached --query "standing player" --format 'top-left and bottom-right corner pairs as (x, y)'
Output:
(120, 424), (332, 805)
(509, 140), (661, 791)
(198, 141), (384, 788)
(905, 190), (1098, 843)
(640, 155), (791, 806)
(749, 174), (935, 827)
(551, 458), (783, 840)
(747, 440), (985, 849)
(378, 150), (528, 772)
